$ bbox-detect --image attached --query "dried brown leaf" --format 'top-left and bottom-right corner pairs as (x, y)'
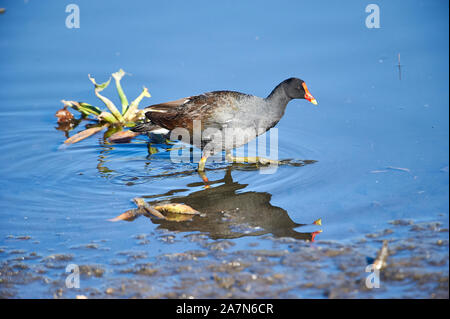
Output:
(55, 108), (74, 123)
(108, 130), (141, 143)
(108, 209), (139, 222)
(64, 125), (107, 144)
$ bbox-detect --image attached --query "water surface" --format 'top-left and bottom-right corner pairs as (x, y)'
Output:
(0, 0), (448, 298)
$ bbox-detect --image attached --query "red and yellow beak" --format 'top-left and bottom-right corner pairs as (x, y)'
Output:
(302, 82), (318, 105)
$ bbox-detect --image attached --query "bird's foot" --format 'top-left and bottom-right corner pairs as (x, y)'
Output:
(225, 155), (281, 166)
(197, 171), (210, 188)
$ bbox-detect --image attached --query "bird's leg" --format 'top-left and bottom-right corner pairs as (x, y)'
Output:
(198, 156), (208, 172)
(225, 152), (281, 166)
(198, 170), (209, 183)
(197, 155), (210, 187)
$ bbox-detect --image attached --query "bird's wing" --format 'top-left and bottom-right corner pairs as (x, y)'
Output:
(142, 97), (192, 114)
(144, 91), (248, 131)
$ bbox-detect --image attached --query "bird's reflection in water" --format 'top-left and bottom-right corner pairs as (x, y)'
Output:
(137, 167), (322, 241)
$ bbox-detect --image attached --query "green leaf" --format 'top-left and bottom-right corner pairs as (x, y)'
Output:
(78, 103), (102, 116)
(123, 86), (151, 121)
(98, 111), (119, 124)
(112, 69), (129, 114)
(88, 74), (124, 122)
(62, 100), (101, 117)
(88, 74), (111, 91)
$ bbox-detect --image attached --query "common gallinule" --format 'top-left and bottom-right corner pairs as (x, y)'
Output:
(133, 78), (317, 175)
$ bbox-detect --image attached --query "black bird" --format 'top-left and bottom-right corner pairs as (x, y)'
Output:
(132, 78), (317, 176)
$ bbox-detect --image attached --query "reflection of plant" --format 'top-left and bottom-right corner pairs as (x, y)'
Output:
(109, 199), (201, 222)
(107, 167), (323, 241)
(57, 69), (150, 144)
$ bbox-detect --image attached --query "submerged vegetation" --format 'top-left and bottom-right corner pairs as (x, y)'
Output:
(56, 69), (149, 144)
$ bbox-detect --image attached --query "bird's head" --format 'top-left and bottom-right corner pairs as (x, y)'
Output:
(283, 78), (318, 105)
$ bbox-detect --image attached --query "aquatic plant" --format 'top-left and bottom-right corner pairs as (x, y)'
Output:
(57, 69), (150, 144)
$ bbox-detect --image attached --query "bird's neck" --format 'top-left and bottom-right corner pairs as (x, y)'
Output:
(265, 84), (292, 110)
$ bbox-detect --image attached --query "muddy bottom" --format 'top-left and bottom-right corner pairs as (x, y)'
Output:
(1, 218), (448, 299)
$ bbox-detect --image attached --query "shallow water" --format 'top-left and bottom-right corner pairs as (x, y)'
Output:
(0, 0), (448, 298)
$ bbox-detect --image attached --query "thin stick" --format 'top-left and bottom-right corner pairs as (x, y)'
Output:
(397, 53), (402, 80)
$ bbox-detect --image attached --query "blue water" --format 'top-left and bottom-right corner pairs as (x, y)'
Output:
(0, 0), (448, 298)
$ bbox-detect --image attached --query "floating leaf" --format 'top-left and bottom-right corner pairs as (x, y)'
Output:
(112, 69), (129, 114)
(108, 130), (141, 143)
(59, 69), (151, 144)
(55, 108), (74, 123)
(64, 125), (107, 144)
(108, 209), (139, 222)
